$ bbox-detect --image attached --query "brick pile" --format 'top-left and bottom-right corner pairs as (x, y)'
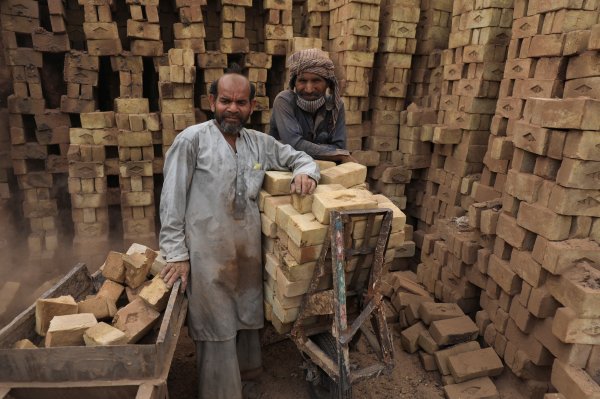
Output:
(384, 269), (504, 397)
(4, 0), (66, 258)
(410, 1), (600, 396)
(260, 162), (407, 333)
(362, 0), (419, 212)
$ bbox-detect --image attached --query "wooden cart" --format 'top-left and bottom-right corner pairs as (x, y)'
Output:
(0, 263), (188, 399)
(291, 209), (395, 399)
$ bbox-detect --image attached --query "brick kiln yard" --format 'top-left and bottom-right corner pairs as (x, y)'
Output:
(1, 0), (600, 398)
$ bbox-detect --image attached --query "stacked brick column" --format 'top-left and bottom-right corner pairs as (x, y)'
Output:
(264, 0), (293, 56)
(68, 111), (114, 255)
(127, 0), (163, 57)
(114, 96), (159, 248)
(365, 0), (420, 210)
(173, 0), (207, 53)
(4, 0), (73, 258)
(159, 48), (196, 155)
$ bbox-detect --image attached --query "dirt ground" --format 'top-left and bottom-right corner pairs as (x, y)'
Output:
(168, 324), (532, 399)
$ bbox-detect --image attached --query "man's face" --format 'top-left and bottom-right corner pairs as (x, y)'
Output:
(295, 72), (328, 101)
(209, 74), (255, 136)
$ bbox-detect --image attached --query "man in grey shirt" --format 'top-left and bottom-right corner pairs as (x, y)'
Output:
(159, 69), (319, 399)
(269, 48), (355, 163)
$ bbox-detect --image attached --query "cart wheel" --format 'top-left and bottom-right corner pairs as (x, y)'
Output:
(306, 333), (352, 399)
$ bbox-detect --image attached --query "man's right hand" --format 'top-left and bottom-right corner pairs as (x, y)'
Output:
(161, 261), (190, 293)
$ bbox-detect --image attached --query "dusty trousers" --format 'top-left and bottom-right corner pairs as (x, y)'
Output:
(196, 329), (262, 399)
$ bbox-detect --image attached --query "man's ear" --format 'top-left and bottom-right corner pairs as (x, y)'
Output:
(209, 94), (216, 112)
(249, 98), (256, 115)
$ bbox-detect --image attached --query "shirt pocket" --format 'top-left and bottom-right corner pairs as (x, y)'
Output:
(245, 168), (265, 201)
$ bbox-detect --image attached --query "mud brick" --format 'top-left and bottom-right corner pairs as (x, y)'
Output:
(77, 295), (117, 319)
(96, 279), (124, 304)
(533, 317), (592, 368)
(429, 315), (478, 347)
(564, 76), (600, 99)
(312, 189), (377, 225)
(138, 275), (171, 312)
(557, 158), (600, 190)
(508, 296), (536, 333)
(83, 22), (119, 39)
(517, 202), (572, 241)
(320, 162), (367, 188)
(444, 377), (499, 399)
(563, 131), (600, 161)
(114, 98), (149, 114)
(548, 184), (600, 216)
(260, 171), (291, 196)
(528, 97), (600, 130)
(122, 248), (156, 289)
(102, 255), (125, 283)
(285, 213), (326, 248)
(528, 286), (559, 318)
(419, 302), (464, 326)
(552, 360), (600, 399)
(35, 295), (78, 336)
(44, 313), (97, 347)
(553, 306), (600, 345)
(418, 329), (440, 354)
(504, 170), (544, 204)
(539, 238), (600, 275)
(566, 51), (600, 80)
(547, 261), (600, 318)
(487, 254), (521, 295)
(112, 298), (160, 344)
(447, 347), (503, 383)
(400, 321), (427, 353)
(496, 212), (533, 251)
(434, 341), (481, 376)
(510, 249), (546, 287)
(83, 321), (128, 346)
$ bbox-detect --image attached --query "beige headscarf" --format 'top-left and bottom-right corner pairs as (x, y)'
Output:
(287, 48), (342, 127)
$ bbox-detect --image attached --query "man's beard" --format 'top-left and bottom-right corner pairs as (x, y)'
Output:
(215, 112), (245, 135)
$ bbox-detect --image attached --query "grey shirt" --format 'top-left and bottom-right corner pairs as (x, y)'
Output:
(159, 120), (319, 341)
(269, 90), (347, 158)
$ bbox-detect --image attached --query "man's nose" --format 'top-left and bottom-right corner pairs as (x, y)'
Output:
(305, 83), (315, 93)
(227, 102), (239, 112)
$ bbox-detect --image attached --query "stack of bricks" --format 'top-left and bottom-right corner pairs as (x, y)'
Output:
(127, 0), (163, 57)
(264, 0), (294, 56)
(61, 51), (97, 114)
(364, 0), (420, 205)
(80, 0), (122, 57)
(219, 0), (251, 54)
(260, 162), (407, 333)
(32, 0), (70, 53)
(403, 1), (452, 242)
(159, 48), (196, 156)
(395, 289), (504, 395)
(244, 52), (272, 131)
(3, 0), (68, 258)
(114, 97), (159, 248)
(301, 0), (330, 45)
(173, 0), (207, 53)
(68, 111), (115, 256)
(476, 2), (600, 390)
(407, 1), (513, 242)
(328, 0), (380, 152)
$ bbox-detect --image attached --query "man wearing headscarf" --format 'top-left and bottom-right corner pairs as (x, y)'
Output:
(269, 48), (354, 162)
